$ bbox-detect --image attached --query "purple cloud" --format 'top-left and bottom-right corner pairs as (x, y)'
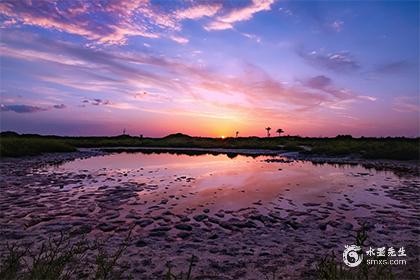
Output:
(0, 30), (378, 118)
(373, 60), (414, 74)
(393, 96), (420, 113)
(304, 75), (332, 89)
(303, 75), (354, 100)
(330, 20), (344, 32)
(303, 75), (378, 104)
(82, 99), (111, 106)
(92, 99), (110, 106)
(297, 48), (360, 73)
(1, 104), (47, 113)
(53, 104), (66, 109)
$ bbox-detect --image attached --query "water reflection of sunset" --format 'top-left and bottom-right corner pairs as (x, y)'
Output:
(52, 152), (406, 224)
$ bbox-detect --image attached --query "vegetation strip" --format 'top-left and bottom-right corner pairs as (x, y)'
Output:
(1, 132), (419, 160)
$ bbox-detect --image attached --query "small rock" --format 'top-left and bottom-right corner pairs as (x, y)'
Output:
(285, 220), (300, 230)
(149, 231), (167, 237)
(175, 224), (193, 231)
(193, 214), (208, 222)
(343, 223), (353, 231)
(177, 232), (191, 239)
(136, 219), (154, 227)
(151, 226), (171, 232)
(208, 234), (219, 239)
(303, 202), (321, 207)
(97, 223), (117, 232)
(135, 240), (147, 247)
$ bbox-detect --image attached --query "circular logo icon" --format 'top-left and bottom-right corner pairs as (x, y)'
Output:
(343, 245), (363, 267)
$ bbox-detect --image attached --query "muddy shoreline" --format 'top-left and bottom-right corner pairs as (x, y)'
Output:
(0, 149), (419, 279)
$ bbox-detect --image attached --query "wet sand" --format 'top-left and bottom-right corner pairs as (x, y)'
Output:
(0, 150), (419, 279)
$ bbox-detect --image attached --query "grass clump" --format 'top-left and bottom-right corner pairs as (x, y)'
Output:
(0, 231), (132, 280)
(164, 255), (198, 280)
(316, 226), (395, 280)
(94, 231), (132, 280)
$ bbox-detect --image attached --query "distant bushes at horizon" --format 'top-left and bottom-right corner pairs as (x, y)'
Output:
(0, 132), (419, 160)
(0, 137), (76, 157)
(308, 139), (419, 160)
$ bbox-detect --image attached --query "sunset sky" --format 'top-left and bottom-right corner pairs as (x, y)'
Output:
(0, 0), (419, 137)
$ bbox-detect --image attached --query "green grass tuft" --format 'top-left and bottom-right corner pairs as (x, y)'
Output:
(315, 225), (395, 280)
(0, 231), (132, 280)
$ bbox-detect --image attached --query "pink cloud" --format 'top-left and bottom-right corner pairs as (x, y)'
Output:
(205, 0), (275, 31)
(393, 96), (420, 113)
(0, 0), (275, 44)
(241, 32), (262, 43)
(0, 0), (179, 44)
(175, 4), (222, 20)
(169, 35), (189, 44)
(330, 20), (344, 32)
(204, 21), (233, 31)
(1, 32), (379, 134)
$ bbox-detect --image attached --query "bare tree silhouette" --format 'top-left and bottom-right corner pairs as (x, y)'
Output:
(276, 128), (284, 137)
(265, 127), (271, 137)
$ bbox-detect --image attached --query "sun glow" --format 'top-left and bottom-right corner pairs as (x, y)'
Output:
(221, 135), (225, 139)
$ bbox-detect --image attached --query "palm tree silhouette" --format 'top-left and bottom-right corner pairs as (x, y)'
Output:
(265, 127), (271, 137)
(276, 128), (284, 137)
(235, 131), (239, 138)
